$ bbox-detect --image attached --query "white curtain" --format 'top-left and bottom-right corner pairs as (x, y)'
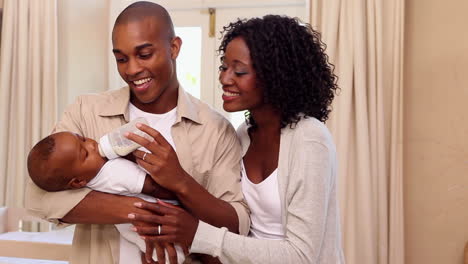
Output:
(0, 0), (58, 208)
(309, 0), (404, 263)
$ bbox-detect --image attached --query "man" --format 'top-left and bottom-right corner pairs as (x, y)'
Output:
(25, 2), (249, 264)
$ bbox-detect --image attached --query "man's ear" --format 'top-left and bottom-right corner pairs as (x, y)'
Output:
(170, 36), (182, 60)
(67, 177), (87, 189)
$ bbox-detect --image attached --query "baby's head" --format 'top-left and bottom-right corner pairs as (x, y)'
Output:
(27, 132), (106, 192)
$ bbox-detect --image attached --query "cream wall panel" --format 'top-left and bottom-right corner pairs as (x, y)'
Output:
(404, 0), (468, 263)
(57, 0), (109, 114)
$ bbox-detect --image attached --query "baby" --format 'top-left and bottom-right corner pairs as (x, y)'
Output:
(27, 131), (185, 263)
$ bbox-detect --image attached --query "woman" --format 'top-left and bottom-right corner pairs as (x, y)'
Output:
(129, 15), (345, 263)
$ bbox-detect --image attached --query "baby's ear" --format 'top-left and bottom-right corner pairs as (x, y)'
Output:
(67, 178), (87, 189)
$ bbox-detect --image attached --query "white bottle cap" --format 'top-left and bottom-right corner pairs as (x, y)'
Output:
(99, 135), (119, 159)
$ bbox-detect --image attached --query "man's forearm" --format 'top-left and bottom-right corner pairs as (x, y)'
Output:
(176, 175), (239, 233)
(61, 191), (147, 224)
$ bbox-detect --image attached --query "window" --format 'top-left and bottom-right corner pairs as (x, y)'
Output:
(109, 0), (308, 128)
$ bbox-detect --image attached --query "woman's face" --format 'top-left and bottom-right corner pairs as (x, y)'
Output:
(219, 37), (263, 113)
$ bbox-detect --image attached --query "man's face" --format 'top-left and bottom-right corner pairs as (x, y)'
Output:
(112, 16), (181, 110)
(49, 132), (106, 184)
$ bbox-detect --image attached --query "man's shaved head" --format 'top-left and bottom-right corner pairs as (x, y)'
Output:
(113, 1), (175, 39)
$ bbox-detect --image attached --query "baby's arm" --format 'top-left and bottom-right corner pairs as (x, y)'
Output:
(89, 158), (178, 202)
(141, 175), (177, 200)
(122, 154), (178, 200)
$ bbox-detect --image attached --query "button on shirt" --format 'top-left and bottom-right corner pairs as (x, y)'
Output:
(25, 86), (250, 264)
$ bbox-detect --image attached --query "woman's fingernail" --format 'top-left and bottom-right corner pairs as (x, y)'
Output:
(124, 132), (130, 137)
(136, 123), (142, 128)
(134, 202), (142, 207)
(128, 213), (135, 219)
(131, 227), (137, 232)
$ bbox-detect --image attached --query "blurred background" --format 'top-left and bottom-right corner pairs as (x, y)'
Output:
(0, 0), (466, 264)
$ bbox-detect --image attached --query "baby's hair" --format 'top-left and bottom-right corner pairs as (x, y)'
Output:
(30, 136), (56, 161)
(27, 135), (69, 192)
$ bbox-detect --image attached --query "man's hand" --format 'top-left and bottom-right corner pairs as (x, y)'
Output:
(130, 203), (184, 264)
(130, 201), (199, 249)
(126, 123), (190, 192)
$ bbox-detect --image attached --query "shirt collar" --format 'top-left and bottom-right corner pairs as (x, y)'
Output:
(175, 85), (201, 124)
(97, 86), (202, 124)
(96, 86), (131, 121)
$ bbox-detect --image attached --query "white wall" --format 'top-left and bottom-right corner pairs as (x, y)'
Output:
(57, 0), (109, 114)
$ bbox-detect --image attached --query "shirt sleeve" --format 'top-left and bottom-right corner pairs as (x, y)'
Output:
(204, 122), (250, 236)
(25, 96), (91, 225)
(190, 137), (338, 263)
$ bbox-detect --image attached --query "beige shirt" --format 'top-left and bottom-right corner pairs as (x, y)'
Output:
(25, 86), (250, 264)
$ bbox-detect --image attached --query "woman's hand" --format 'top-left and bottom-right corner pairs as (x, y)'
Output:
(125, 123), (190, 192)
(130, 200), (199, 249)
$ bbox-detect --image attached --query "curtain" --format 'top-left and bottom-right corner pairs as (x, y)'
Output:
(0, 0), (58, 208)
(309, 0), (405, 263)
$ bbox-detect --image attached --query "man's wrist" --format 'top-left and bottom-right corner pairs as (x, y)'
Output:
(175, 171), (193, 198)
(142, 175), (157, 196)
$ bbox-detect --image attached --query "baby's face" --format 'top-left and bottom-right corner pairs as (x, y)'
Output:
(49, 132), (106, 182)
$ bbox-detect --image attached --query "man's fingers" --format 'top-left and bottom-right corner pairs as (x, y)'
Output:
(181, 245), (189, 256)
(125, 130), (157, 148)
(134, 149), (153, 161)
(133, 148), (166, 162)
(164, 243), (178, 264)
(140, 251), (156, 264)
(139, 226), (159, 236)
(125, 130), (168, 158)
(155, 242), (166, 264)
(131, 212), (170, 223)
(143, 235), (178, 244)
(145, 240), (155, 264)
(135, 158), (164, 177)
(136, 201), (181, 216)
(136, 123), (171, 148)
(135, 224), (178, 236)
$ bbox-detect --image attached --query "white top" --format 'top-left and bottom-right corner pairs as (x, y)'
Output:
(87, 158), (147, 196)
(86, 158), (183, 264)
(241, 162), (284, 240)
(128, 103), (177, 150)
(190, 117), (345, 263)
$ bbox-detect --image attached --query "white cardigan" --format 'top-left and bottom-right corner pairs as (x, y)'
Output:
(190, 117), (345, 263)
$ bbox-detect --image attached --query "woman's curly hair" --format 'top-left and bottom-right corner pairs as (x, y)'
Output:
(219, 15), (338, 128)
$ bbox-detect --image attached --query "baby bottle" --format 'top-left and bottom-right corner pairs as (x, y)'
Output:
(98, 117), (152, 159)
